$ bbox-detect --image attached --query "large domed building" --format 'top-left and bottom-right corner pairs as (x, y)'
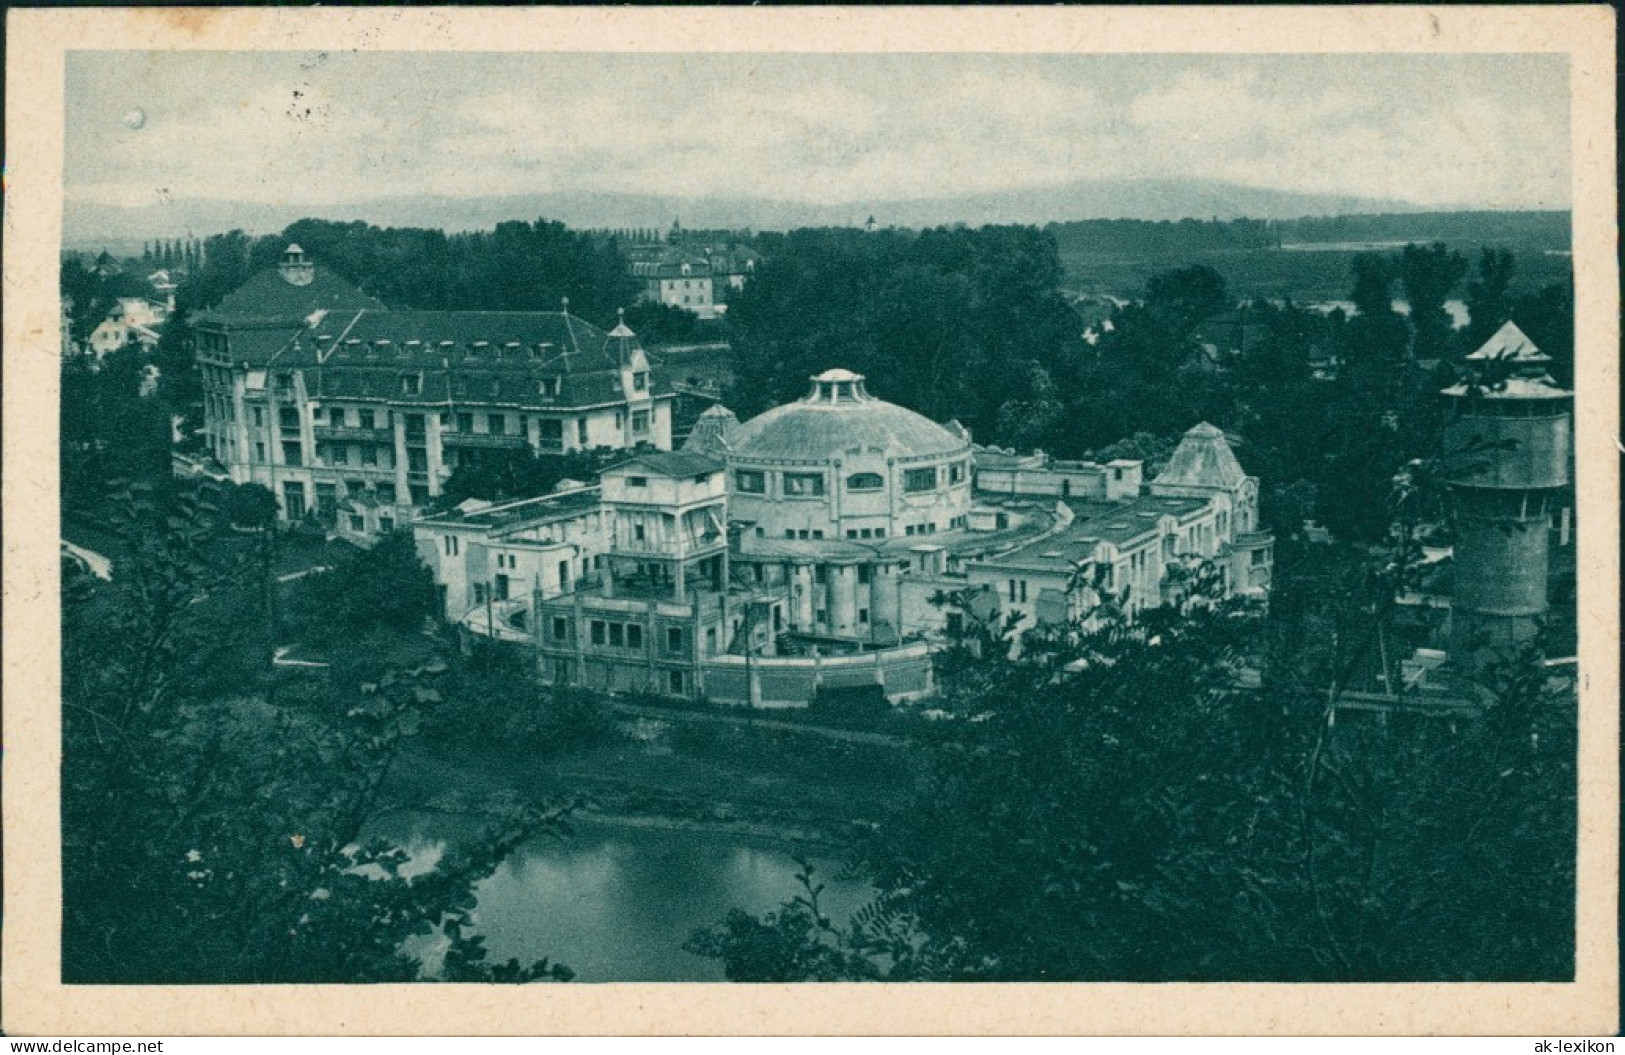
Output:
(727, 369), (973, 545)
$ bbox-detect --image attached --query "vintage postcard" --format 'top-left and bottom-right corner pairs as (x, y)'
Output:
(4, 5), (1617, 1037)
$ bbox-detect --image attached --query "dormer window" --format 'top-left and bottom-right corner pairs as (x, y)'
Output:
(401, 373), (422, 396)
(538, 377), (561, 398)
(633, 371), (648, 392)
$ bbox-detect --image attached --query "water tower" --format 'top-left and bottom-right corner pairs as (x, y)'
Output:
(1440, 321), (1572, 669)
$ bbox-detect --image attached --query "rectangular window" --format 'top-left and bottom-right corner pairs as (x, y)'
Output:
(633, 372), (648, 392)
(631, 410), (650, 433)
(1009, 579), (1018, 602)
(349, 514), (364, 533)
(858, 608), (869, 623)
(377, 483), (397, 503)
(282, 441), (302, 467)
(329, 407), (346, 428)
(783, 473), (824, 496)
(857, 565), (872, 584)
(332, 444), (349, 466)
(668, 669), (684, 695)
(904, 468), (937, 493)
(590, 620), (606, 646)
(558, 560), (571, 591)
(846, 530), (858, 540)
(667, 627), (684, 653)
(949, 462), (965, 485)
(488, 413), (506, 436)
(627, 476), (648, 488)
(578, 418), (590, 444)
(627, 624), (642, 649)
(408, 449), (428, 472)
(609, 623), (625, 648)
(361, 445), (377, 467)
(633, 523), (646, 541)
(254, 442), (266, 462)
(553, 617), (568, 641)
(252, 407), (264, 427)
(279, 406), (300, 430)
(457, 413), (473, 433)
(379, 516), (394, 533)
(814, 566), (827, 584)
(736, 470), (766, 493)
(1019, 580), (1028, 603)
(359, 409), (375, 430)
(283, 481), (306, 519)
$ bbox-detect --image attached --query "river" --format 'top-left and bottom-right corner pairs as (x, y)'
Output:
(384, 816), (875, 982)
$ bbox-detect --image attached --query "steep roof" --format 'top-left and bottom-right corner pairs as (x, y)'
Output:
(1153, 422), (1248, 491)
(682, 403), (741, 459)
(1467, 321), (1549, 363)
(196, 264), (385, 326)
(301, 310), (666, 409)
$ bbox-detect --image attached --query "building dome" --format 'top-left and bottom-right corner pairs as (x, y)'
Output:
(727, 371), (974, 549)
(730, 370), (968, 465)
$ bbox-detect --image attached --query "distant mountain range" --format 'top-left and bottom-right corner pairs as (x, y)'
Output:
(63, 177), (1456, 250)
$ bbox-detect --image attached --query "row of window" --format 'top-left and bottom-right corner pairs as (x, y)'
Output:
(734, 464), (966, 496)
(281, 480), (407, 523)
(575, 619), (689, 653)
(225, 405), (640, 448)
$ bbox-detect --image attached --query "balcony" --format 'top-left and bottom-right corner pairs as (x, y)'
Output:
(314, 425), (393, 444)
(443, 431), (528, 450)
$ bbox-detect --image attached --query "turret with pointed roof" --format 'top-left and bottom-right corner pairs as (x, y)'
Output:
(1440, 319), (1572, 669)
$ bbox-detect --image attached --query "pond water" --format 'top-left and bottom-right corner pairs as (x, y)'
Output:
(385, 817), (874, 982)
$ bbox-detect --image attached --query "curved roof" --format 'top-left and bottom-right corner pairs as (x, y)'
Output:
(730, 370), (968, 464)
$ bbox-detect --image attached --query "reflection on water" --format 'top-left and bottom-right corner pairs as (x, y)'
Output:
(387, 817), (873, 982)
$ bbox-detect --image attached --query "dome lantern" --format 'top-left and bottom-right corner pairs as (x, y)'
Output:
(807, 368), (872, 404)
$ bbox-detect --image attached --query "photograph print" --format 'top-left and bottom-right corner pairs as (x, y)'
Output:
(22, 7), (1613, 1032)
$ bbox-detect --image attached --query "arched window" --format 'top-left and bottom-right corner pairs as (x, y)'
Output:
(846, 472), (884, 492)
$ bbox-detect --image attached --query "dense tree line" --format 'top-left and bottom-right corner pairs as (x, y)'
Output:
(725, 224), (1572, 544)
(1046, 211), (1569, 260)
(725, 225), (1085, 439)
(1047, 216), (1282, 256)
(172, 219), (638, 329)
(62, 481), (580, 983)
(688, 583), (1575, 982)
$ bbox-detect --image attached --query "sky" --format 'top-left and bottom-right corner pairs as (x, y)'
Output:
(64, 51), (1571, 211)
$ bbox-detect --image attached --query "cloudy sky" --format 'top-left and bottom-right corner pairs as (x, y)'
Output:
(65, 51), (1570, 211)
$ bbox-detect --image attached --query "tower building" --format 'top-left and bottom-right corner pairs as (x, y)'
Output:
(1440, 321), (1573, 668)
